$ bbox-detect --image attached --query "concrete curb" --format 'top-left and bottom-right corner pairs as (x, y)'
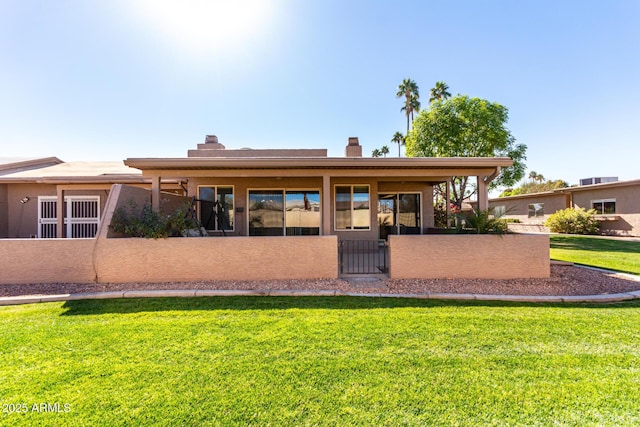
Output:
(1, 288), (640, 306)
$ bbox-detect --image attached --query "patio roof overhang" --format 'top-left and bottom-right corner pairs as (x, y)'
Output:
(124, 157), (514, 181)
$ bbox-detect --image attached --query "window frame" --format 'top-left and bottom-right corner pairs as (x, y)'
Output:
(377, 192), (422, 236)
(247, 188), (321, 236)
(591, 198), (616, 215)
(197, 185), (235, 232)
(334, 184), (371, 231)
(527, 203), (544, 218)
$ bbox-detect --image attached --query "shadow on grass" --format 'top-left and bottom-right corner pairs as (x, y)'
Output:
(551, 235), (640, 254)
(59, 296), (640, 316)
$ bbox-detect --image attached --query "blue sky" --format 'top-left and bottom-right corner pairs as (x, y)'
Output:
(1, 0), (638, 187)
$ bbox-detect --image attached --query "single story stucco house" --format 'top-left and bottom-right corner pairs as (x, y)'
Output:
(0, 135), (550, 284)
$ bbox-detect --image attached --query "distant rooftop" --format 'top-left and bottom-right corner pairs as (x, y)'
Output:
(579, 177), (618, 186)
(187, 134), (330, 158)
(0, 160), (142, 183)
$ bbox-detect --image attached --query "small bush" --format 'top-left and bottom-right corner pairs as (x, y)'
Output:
(544, 207), (600, 235)
(456, 208), (509, 235)
(110, 200), (198, 238)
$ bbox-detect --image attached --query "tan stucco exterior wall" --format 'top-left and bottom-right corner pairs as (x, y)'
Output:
(490, 194), (568, 225)
(491, 183), (640, 236)
(389, 234), (550, 279)
(188, 177), (435, 239)
(0, 184), (7, 238)
(571, 185), (640, 236)
(0, 239), (96, 284)
(4, 184), (111, 238)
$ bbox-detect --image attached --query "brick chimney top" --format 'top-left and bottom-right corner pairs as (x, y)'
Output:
(345, 137), (362, 157)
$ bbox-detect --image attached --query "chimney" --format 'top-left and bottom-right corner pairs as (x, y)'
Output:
(345, 137), (362, 157)
(204, 135), (225, 149)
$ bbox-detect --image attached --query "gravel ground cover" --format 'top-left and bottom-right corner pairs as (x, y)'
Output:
(1, 265), (639, 297)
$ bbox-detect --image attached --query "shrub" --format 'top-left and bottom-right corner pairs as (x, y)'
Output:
(544, 207), (600, 235)
(456, 208), (509, 235)
(110, 200), (199, 238)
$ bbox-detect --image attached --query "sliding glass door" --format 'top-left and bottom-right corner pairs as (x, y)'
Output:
(377, 193), (421, 239)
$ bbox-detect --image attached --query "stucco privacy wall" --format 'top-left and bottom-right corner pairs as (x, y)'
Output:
(97, 184), (339, 282)
(94, 236), (338, 282)
(389, 234), (550, 279)
(0, 239), (95, 284)
(0, 235), (338, 285)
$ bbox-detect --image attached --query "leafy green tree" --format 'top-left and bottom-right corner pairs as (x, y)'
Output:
(429, 81), (451, 103)
(380, 145), (390, 157)
(500, 178), (569, 197)
(391, 132), (405, 157)
(406, 95), (527, 209)
(372, 148), (382, 158)
(396, 78), (420, 134)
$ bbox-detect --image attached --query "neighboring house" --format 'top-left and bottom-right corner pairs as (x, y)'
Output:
(0, 159), (181, 238)
(490, 178), (640, 236)
(123, 135), (512, 241)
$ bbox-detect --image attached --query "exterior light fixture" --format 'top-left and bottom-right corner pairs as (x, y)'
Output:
(20, 197), (30, 204)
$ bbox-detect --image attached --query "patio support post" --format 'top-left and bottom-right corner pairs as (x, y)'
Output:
(151, 175), (161, 212)
(322, 174), (331, 235)
(56, 186), (65, 238)
(477, 175), (488, 211)
(445, 179), (451, 228)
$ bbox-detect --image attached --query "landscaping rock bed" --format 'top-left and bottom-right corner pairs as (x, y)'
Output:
(1, 265), (639, 298)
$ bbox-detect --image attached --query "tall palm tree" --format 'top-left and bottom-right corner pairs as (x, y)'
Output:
(380, 145), (390, 158)
(528, 171), (538, 182)
(396, 78), (420, 134)
(391, 132), (405, 157)
(371, 148), (382, 158)
(402, 93), (421, 124)
(429, 81), (451, 103)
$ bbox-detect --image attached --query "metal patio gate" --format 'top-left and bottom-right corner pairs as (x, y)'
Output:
(338, 240), (388, 275)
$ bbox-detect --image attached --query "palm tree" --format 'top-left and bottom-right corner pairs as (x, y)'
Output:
(391, 132), (405, 157)
(536, 174), (545, 184)
(429, 81), (451, 103)
(528, 171), (538, 182)
(380, 145), (390, 158)
(396, 78), (420, 134)
(372, 148), (382, 158)
(402, 93), (421, 125)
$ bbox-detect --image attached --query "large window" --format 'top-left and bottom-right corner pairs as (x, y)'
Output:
(528, 203), (544, 218)
(199, 186), (234, 232)
(592, 199), (616, 214)
(378, 193), (421, 239)
(335, 185), (370, 230)
(249, 190), (320, 236)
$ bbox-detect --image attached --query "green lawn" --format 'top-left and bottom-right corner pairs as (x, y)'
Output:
(2, 297), (640, 426)
(550, 234), (640, 274)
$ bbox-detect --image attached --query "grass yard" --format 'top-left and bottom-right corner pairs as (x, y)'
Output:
(550, 234), (640, 275)
(2, 297), (640, 426)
